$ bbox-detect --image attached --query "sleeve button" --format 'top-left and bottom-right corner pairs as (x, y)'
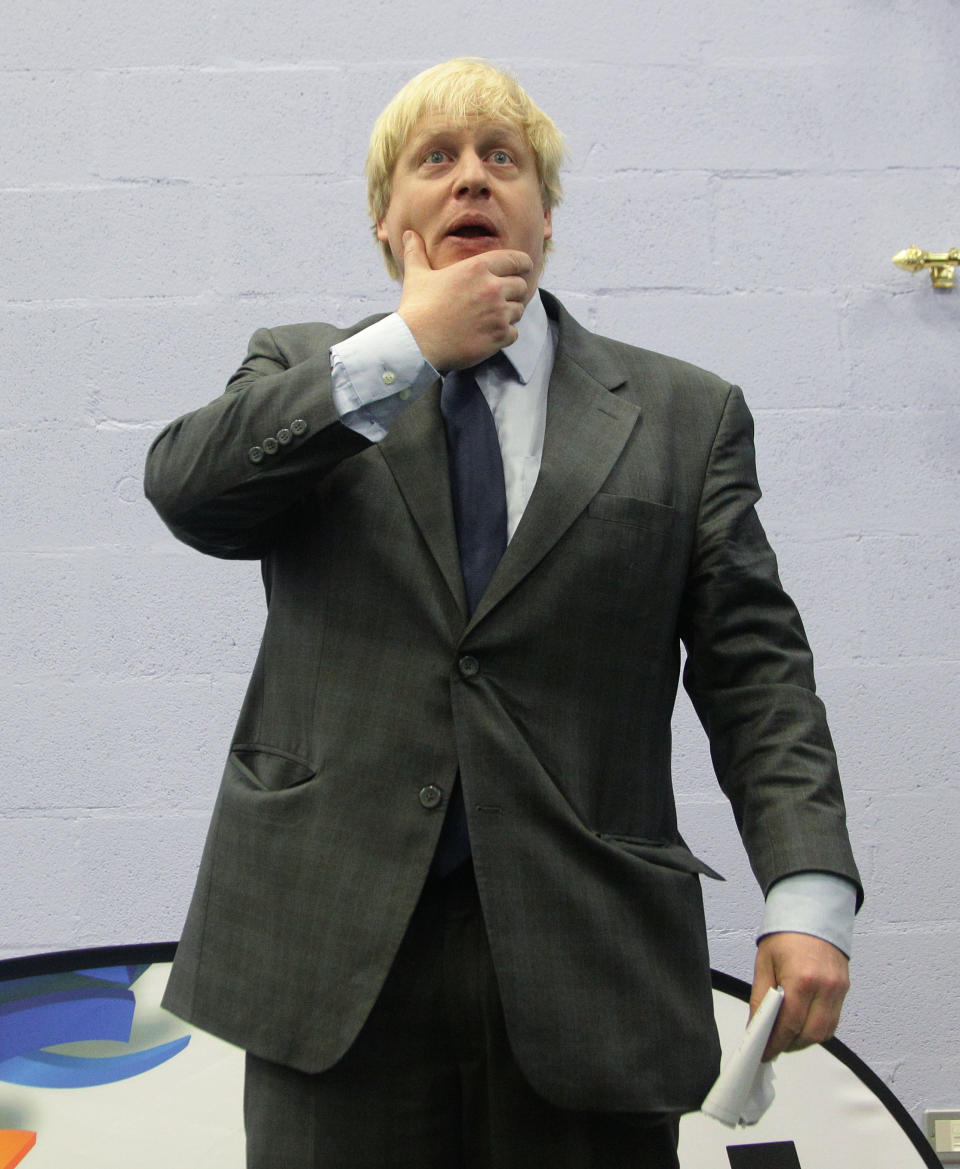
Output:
(248, 445), (265, 464)
(290, 418), (308, 436)
(276, 427), (292, 445)
(262, 436), (279, 455)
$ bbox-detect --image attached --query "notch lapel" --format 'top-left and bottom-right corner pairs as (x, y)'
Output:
(377, 380), (468, 617)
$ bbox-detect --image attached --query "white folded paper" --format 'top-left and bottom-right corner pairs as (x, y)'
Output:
(700, 985), (785, 1127)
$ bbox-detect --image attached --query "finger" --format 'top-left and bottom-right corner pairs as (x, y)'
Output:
(506, 300), (525, 326)
(401, 230), (431, 270)
(769, 988), (844, 1057)
(501, 276), (530, 303)
(796, 993), (843, 1047)
(764, 990), (809, 1060)
(792, 969), (847, 1046)
(484, 249), (533, 277)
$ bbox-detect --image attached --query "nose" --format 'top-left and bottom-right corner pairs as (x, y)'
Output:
(453, 149), (489, 196)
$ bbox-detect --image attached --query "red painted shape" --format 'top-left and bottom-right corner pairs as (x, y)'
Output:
(0, 1130), (36, 1169)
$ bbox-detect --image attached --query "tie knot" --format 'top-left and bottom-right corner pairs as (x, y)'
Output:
(441, 353), (516, 416)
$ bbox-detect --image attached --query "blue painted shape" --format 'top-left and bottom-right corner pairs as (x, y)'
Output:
(0, 988), (134, 1062)
(0, 1034), (190, 1088)
(77, 965), (149, 987)
(0, 972), (117, 1005)
(0, 959), (193, 1090)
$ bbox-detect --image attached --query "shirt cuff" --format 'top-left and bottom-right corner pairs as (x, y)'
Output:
(330, 313), (438, 441)
(759, 872), (857, 958)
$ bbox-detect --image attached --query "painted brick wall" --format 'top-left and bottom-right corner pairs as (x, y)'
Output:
(2, 0), (957, 1128)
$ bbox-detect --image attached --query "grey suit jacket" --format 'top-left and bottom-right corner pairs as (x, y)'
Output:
(145, 292), (861, 1115)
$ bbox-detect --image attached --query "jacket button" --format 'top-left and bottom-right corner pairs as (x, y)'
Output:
(248, 445), (265, 464)
(290, 418), (308, 436)
(262, 436), (279, 455)
(419, 785), (443, 809)
(276, 427), (292, 445)
(458, 655), (479, 678)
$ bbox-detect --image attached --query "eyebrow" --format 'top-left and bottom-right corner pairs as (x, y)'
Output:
(407, 121), (526, 156)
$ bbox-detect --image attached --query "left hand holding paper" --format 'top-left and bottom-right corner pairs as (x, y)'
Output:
(752, 931), (850, 1059)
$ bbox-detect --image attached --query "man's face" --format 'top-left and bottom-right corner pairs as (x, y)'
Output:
(377, 113), (552, 300)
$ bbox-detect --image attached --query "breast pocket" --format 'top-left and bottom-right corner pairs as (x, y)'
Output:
(587, 493), (675, 531)
(577, 492), (682, 585)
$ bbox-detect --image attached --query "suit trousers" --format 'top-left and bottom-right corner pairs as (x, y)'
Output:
(244, 862), (681, 1169)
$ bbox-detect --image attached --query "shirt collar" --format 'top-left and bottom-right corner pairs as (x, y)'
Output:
(499, 290), (548, 385)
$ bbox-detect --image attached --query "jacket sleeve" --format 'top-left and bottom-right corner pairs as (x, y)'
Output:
(144, 326), (371, 559)
(678, 384), (862, 906)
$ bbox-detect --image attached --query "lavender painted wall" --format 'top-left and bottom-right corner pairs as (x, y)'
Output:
(3, 0), (958, 1130)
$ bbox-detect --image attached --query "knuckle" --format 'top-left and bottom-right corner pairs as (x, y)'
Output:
(825, 976), (849, 1000)
(795, 972), (817, 995)
(817, 969), (849, 997)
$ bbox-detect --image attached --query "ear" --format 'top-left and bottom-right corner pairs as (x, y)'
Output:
(376, 218), (389, 244)
(543, 205), (553, 242)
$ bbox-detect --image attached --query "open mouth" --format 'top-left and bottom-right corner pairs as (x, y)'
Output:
(449, 225), (496, 238)
(446, 217), (498, 241)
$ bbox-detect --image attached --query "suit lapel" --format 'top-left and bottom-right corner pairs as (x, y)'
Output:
(470, 297), (641, 626)
(377, 380), (468, 616)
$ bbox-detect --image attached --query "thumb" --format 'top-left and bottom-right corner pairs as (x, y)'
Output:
(402, 230), (430, 269)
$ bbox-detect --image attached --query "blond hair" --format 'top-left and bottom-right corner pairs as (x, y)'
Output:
(366, 58), (565, 279)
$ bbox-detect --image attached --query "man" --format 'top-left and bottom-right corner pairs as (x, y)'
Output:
(145, 59), (861, 1168)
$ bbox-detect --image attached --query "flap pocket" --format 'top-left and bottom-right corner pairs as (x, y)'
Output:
(230, 744), (317, 791)
(598, 833), (724, 880)
(587, 493), (675, 531)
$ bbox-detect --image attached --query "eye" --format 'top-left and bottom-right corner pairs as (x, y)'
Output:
(424, 149), (448, 164)
(489, 149), (513, 165)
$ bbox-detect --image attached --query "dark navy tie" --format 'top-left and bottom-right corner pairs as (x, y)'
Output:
(441, 365), (509, 613)
(431, 363), (508, 876)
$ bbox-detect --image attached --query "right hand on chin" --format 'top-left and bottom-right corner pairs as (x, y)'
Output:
(397, 230), (533, 371)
